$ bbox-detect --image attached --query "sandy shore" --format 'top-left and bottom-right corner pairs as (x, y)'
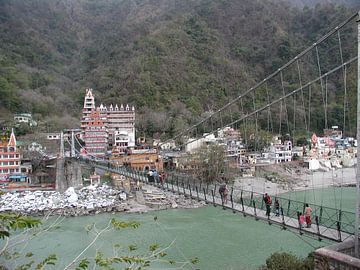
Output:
(233, 167), (357, 196)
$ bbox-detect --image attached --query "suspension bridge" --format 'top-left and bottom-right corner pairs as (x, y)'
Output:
(55, 11), (360, 262)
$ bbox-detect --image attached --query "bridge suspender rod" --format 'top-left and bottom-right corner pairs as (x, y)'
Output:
(355, 10), (360, 258)
(159, 12), (358, 147)
(338, 30), (348, 136)
(296, 60), (308, 131)
(280, 71), (290, 135)
(316, 45), (328, 129)
(180, 57), (357, 149)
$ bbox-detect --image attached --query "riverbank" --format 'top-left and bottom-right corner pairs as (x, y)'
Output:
(234, 166), (356, 196)
(0, 184), (205, 217)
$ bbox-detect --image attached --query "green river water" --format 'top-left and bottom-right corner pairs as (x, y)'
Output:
(5, 187), (356, 270)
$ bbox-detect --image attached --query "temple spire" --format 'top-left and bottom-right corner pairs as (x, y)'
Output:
(7, 128), (16, 149)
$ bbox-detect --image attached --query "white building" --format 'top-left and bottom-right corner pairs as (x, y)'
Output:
(264, 140), (292, 163)
(14, 113), (37, 127)
(81, 88), (135, 152)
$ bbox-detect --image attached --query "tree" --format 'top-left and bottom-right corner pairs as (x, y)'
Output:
(192, 144), (228, 183)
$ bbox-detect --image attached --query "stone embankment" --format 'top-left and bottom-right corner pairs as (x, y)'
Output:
(0, 184), (205, 217)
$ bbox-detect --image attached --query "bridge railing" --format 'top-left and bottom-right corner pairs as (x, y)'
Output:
(79, 158), (355, 238)
(149, 171), (354, 237)
(235, 189), (355, 236)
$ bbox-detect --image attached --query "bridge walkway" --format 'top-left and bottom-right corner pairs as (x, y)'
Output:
(79, 159), (354, 243)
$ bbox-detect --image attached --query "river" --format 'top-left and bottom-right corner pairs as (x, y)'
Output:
(4, 187), (356, 270)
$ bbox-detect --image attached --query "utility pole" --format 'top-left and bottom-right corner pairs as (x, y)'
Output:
(355, 11), (360, 258)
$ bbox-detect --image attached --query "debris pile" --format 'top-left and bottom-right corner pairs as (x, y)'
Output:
(0, 184), (206, 216)
(0, 185), (129, 216)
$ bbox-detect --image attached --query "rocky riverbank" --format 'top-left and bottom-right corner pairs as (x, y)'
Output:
(0, 184), (205, 217)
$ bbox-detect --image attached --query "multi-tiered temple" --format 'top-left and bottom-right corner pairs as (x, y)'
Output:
(81, 88), (135, 157)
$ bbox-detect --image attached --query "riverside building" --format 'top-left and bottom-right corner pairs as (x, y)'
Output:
(0, 129), (21, 182)
(81, 88), (135, 156)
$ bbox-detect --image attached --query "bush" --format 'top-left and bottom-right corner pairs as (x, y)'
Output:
(263, 252), (314, 270)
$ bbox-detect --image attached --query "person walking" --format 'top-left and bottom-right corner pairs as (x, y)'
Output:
(219, 184), (229, 205)
(304, 203), (312, 228)
(299, 213), (305, 228)
(263, 193), (272, 218)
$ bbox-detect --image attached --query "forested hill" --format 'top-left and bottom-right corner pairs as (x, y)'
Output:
(0, 0), (356, 136)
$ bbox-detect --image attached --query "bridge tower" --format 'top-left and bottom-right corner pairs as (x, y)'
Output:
(56, 130), (82, 192)
(71, 131), (75, 157)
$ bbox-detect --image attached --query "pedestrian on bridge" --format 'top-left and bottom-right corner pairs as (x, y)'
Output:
(263, 193), (272, 218)
(219, 184), (228, 205)
(304, 203), (312, 228)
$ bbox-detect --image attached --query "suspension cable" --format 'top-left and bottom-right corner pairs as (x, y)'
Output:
(159, 12), (358, 146)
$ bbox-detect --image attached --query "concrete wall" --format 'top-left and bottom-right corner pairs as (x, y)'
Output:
(56, 158), (82, 193)
(315, 238), (360, 269)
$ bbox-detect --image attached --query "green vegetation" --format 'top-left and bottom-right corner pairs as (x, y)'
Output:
(260, 252), (314, 270)
(0, 0), (357, 137)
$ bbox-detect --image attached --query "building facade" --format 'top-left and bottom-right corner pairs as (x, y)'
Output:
(0, 129), (21, 182)
(110, 149), (163, 172)
(83, 110), (108, 157)
(81, 88), (135, 155)
(14, 113), (37, 127)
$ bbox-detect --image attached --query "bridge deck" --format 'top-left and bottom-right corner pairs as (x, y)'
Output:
(80, 160), (353, 243)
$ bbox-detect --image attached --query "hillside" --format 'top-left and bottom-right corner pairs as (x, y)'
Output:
(0, 0), (356, 137)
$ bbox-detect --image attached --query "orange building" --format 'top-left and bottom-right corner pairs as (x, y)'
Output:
(83, 110), (108, 157)
(0, 129), (21, 182)
(110, 149), (163, 172)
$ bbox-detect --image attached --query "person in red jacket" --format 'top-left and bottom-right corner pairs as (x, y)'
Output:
(263, 193), (272, 218)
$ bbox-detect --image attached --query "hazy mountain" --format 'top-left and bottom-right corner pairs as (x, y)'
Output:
(288, 0), (360, 8)
(0, 0), (355, 136)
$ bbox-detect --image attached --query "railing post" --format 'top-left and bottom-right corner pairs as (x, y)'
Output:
(253, 200), (258, 220)
(287, 200), (291, 217)
(196, 186), (200, 201)
(203, 188), (207, 203)
(188, 184), (192, 198)
(240, 190), (245, 216)
(176, 178), (180, 194)
(337, 210), (342, 242)
(250, 191), (254, 207)
(315, 216), (322, 241)
(211, 189), (216, 207)
(337, 221), (342, 242)
(281, 207), (286, 230)
(231, 187), (235, 213)
(166, 181), (169, 190)
(182, 181), (186, 196)
(319, 206), (323, 223)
